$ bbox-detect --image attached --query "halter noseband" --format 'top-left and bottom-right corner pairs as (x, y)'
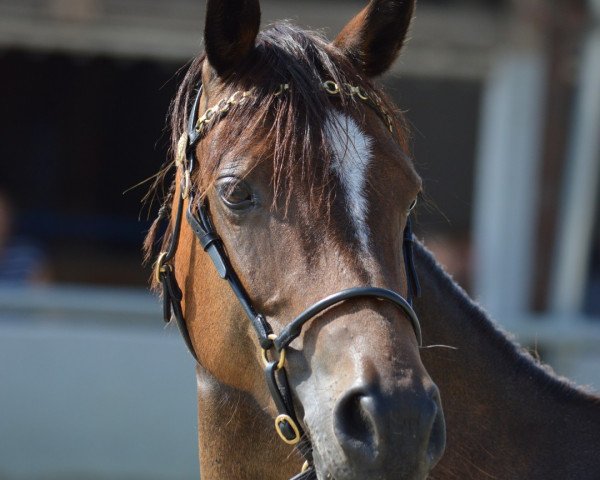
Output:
(155, 80), (421, 480)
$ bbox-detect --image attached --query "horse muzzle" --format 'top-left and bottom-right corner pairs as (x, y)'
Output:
(306, 382), (445, 480)
(291, 307), (446, 480)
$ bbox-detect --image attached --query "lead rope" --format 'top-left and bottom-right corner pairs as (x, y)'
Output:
(154, 79), (421, 480)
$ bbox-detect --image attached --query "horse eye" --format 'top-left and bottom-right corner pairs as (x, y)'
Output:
(408, 198), (418, 212)
(218, 178), (254, 210)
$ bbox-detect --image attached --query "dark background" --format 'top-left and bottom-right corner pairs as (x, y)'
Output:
(0, 49), (480, 285)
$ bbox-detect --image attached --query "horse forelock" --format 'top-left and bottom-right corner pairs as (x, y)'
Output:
(143, 22), (412, 278)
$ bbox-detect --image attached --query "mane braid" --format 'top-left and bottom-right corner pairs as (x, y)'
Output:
(143, 22), (411, 284)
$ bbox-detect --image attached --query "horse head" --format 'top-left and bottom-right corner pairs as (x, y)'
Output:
(153, 1), (446, 478)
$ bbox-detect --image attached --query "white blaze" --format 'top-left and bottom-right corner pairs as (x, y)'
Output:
(325, 112), (373, 253)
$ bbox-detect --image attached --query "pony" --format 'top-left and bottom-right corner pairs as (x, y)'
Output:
(146, 0), (446, 479)
(413, 242), (600, 479)
(147, 1), (600, 478)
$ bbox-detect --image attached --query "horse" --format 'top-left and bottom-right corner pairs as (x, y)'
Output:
(145, 1), (446, 479)
(412, 242), (600, 479)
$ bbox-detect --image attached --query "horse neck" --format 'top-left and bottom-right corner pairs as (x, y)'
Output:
(413, 242), (600, 479)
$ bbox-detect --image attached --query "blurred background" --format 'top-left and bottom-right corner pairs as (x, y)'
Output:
(1, 0), (599, 478)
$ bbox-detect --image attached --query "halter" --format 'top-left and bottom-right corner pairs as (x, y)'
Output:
(155, 79), (422, 480)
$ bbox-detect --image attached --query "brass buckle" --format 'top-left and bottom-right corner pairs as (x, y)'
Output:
(274, 414), (301, 445)
(154, 251), (168, 284)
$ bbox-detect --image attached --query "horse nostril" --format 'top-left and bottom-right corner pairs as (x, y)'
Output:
(333, 388), (380, 461)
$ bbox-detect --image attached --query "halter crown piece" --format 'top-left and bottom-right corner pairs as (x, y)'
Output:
(154, 80), (422, 480)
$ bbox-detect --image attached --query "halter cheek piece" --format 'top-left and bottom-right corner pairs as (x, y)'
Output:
(155, 81), (422, 480)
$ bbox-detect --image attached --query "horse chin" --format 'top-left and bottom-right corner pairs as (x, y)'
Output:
(315, 470), (335, 480)
(312, 457), (431, 480)
(307, 423), (433, 480)
(313, 461), (431, 480)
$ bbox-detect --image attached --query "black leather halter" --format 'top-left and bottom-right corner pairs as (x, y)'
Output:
(156, 82), (422, 480)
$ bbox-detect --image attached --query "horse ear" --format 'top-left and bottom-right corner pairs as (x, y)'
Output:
(333, 0), (415, 77)
(204, 0), (261, 76)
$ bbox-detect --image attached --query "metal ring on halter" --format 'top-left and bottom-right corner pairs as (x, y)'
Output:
(346, 83), (369, 101)
(195, 108), (214, 132)
(154, 251), (168, 284)
(275, 414), (301, 445)
(356, 86), (369, 101)
(217, 99), (229, 112)
(227, 90), (244, 106)
(261, 333), (286, 370)
(323, 80), (340, 95)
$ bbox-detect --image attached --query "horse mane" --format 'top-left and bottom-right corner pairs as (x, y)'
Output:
(144, 22), (411, 272)
(414, 241), (600, 406)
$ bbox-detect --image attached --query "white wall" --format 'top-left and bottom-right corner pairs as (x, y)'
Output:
(0, 288), (198, 480)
